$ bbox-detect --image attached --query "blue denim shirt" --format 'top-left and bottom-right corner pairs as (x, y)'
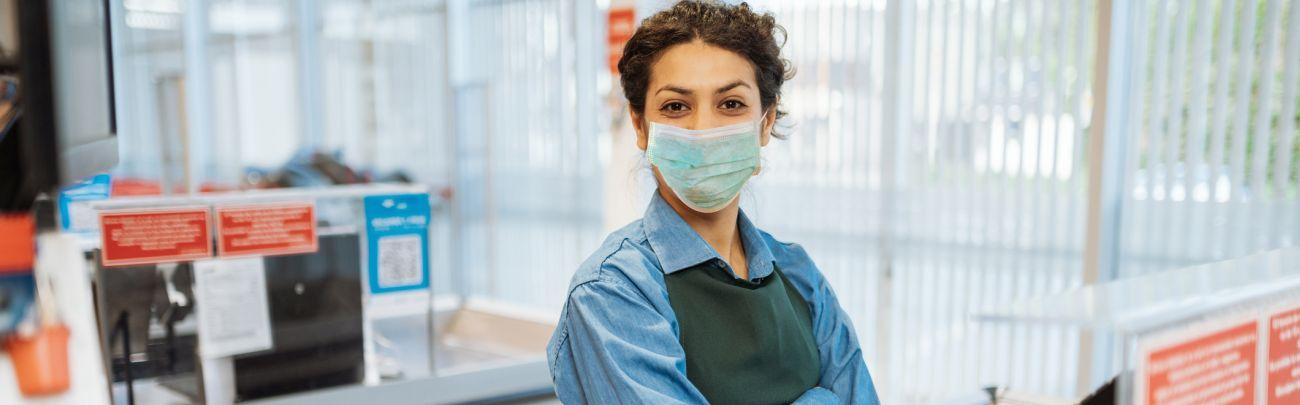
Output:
(546, 192), (881, 404)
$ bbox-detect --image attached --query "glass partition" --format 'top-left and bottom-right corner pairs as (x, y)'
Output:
(79, 184), (553, 404)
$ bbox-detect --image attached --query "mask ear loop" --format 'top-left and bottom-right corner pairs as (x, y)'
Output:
(754, 111), (769, 176)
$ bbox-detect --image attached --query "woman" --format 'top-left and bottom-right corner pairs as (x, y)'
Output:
(546, 1), (880, 404)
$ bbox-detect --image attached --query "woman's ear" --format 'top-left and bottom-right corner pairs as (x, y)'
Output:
(631, 109), (649, 151)
(760, 105), (777, 147)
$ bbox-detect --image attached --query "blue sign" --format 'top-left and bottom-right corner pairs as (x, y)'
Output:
(58, 173), (112, 231)
(363, 194), (431, 294)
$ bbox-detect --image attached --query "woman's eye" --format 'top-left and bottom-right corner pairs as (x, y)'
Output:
(660, 102), (690, 113)
(720, 100), (746, 110)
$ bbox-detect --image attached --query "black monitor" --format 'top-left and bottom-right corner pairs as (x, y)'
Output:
(0, 0), (118, 210)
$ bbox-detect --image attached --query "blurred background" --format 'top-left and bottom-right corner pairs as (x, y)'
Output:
(43, 0), (1300, 402)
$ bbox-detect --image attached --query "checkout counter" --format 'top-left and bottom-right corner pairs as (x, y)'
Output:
(1, 184), (556, 404)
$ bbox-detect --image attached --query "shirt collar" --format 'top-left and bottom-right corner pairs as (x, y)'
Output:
(643, 191), (776, 280)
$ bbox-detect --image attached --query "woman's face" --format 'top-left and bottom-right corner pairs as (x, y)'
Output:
(632, 39), (775, 150)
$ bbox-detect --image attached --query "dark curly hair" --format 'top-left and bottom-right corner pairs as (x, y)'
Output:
(617, 1), (794, 139)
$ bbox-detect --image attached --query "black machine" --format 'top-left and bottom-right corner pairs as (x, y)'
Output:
(233, 233), (365, 401)
(97, 233), (366, 403)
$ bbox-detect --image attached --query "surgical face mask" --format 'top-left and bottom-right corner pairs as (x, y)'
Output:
(647, 117), (763, 213)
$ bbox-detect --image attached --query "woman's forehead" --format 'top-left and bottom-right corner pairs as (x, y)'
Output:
(648, 41), (757, 94)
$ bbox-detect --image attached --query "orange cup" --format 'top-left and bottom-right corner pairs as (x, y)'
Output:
(6, 324), (71, 396)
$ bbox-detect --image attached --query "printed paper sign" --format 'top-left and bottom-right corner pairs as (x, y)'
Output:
(216, 202), (318, 257)
(363, 194), (430, 294)
(99, 207), (213, 267)
(193, 257), (273, 358)
(1141, 320), (1259, 405)
(1269, 307), (1300, 404)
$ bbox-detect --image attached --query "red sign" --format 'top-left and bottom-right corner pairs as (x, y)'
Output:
(1144, 320), (1259, 405)
(607, 7), (636, 75)
(1269, 307), (1300, 404)
(100, 208), (213, 267)
(0, 214), (34, 273)
(216, 203), (317, 257)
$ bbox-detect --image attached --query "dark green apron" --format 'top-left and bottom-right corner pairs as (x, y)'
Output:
(664, 261), (821, 404)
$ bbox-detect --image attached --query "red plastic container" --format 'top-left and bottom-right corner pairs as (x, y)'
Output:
(6, 324), (71, 396)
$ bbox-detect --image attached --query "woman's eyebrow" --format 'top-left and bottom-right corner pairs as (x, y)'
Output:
(715, 81), (751, 94)
(655, 85), (694, 96)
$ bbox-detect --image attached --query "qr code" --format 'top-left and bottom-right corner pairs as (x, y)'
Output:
(377, 235), (423, 288)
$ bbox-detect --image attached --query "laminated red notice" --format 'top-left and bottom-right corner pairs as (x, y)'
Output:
(607, 7), (636, 74)
(1268, 307), (1300, 404)
(1144, 320), (1258, 405)
(100, 208), (213, 267)
(215, 203), (317, 258)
